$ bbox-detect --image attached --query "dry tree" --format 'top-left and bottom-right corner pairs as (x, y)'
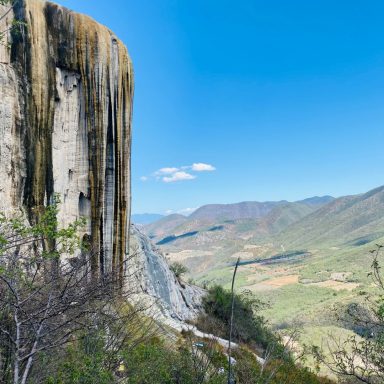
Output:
(0, 198), (157, 384)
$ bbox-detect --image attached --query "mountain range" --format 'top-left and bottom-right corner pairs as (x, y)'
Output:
(274, 185), (384, 248)
(141, 186), (384, 278)
(143, 195), (335, 244)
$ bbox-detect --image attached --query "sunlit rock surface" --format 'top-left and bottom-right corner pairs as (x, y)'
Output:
(128, 225), (204, 321)
(0, 0), (204, 323)
(0, 0), (133, 277)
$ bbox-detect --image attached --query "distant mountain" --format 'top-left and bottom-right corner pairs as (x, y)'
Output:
(275, 186), (384, 248)
(188, 197), (335, 222)
(259, 202), (316, 235)
(147, 202), (317, 247)
(189, 201), (288, 221)
(297, 196), (335, 207)
(143, 195), (335, 247)
(131, 213), (165, 225)
(144, 214), (188, 239)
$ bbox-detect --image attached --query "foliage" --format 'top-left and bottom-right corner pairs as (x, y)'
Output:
(0, 0), (25, 46)
(196, 285), (336, 383)
(124, 337), (225, 384)
(233, 346), (334, 384)
(45, 334), (229, 384)
(198, 285), (280, 352)
(41, 318), (336, 384)
(44, 334), (115, 384)
(0, 198), (149, 384)
(170, 261), (189, 279)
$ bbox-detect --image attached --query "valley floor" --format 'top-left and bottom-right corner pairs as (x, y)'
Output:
(186, 242), (381, 378)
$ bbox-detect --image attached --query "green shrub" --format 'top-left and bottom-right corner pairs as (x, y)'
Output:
(45, 333), (115, 384)
(233, 346), (334, 384)
(45, 334), (228, 384)
(170, 262), (189, 278)
(198, 285), (281, 353)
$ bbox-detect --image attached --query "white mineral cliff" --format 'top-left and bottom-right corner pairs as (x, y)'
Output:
(0, 0), (133, 277)
(0, 0), (205, 324)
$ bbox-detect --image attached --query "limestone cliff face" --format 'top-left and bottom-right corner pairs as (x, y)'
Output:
(0, 0), (133, 276)
(128, 225), (204, 322)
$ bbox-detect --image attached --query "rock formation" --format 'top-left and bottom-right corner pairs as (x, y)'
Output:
(0, 0), (133, 277)
(0, 0), (203, 322)
(128, 225), (204, 321)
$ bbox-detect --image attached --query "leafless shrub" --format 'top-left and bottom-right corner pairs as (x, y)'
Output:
(0, 201), (158, 384)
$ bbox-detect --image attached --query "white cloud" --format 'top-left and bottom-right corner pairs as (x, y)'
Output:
(162, 171), (196, 183)
(177, 207), (197, 215)
(164, 207), (197, 216)
(191, 163), (216, 172)
(142, 162), (216, 183)
(155, 167), (179, 175)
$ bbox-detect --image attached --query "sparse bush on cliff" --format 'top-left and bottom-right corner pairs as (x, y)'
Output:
(0, 0), (24, 45)
(170, 261), (189, 279)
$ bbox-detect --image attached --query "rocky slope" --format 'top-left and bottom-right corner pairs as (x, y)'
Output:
(128, 225), (204, 322)
(0, 0), (133, 277)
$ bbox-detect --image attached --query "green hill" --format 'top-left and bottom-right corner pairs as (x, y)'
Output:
(273, 185), (384, 249)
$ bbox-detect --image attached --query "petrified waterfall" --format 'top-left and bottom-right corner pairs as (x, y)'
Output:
(0, 0), (134, 276)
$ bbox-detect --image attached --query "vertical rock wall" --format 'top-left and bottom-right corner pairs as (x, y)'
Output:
(0, 3), (24, 214)
(0, 0), (134, 277)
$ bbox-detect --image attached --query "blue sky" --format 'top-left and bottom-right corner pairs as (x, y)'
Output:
(58, 0), (384, 214)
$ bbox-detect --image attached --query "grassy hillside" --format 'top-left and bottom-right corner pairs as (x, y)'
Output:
(144, 213), (188, 238)
(189, 201), (288, 221)
(272, 185), (384, 249)
(144, 196), (334, 246)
